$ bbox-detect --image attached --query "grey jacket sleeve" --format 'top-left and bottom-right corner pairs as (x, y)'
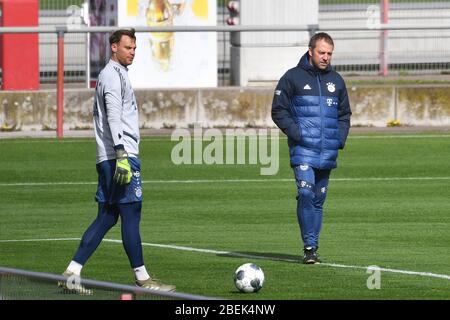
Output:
(104, 73), (125, 150)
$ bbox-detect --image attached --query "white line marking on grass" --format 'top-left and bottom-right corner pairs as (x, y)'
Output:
(331, 176), (450, 182)
(149, 135), (450, 140)
(0, 182), (98, 187)
(324, 262), (450, 280)
(146, 134), (450, 140)
(2, 134), (449, 144)
(348, 134), (450, 139)
(1, 237), (449, 281)
(137, 241), (450, 281)
(1, 176), (450, 187)
(1, 138), (172, 144)
(0, 238), (81, 243)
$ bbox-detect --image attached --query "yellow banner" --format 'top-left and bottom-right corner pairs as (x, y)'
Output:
(127, 0), (138, 16)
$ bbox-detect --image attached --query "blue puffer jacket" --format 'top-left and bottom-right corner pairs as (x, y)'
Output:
(272, 51), (351, 169)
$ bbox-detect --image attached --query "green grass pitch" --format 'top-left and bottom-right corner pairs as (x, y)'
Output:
(0, 130), (449, 299)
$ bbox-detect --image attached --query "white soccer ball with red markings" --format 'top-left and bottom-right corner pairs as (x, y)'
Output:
(233, 263), (265, 293)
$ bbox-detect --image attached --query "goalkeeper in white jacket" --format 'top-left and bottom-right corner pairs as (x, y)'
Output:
(59, 29), (175, 293)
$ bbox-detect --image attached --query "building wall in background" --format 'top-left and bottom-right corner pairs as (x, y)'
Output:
(230, 0), (318, 86)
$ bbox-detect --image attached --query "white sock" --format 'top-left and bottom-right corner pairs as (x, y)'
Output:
(67, 260), (83, 276)
(134, 265), (150, 281)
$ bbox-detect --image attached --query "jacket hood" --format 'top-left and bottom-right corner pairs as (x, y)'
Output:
(297, 51), (332, 75)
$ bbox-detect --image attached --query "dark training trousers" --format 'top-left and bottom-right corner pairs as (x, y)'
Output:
(293, 165), (331, 249)
(73, 201), (144, 268)
(73, 158), (145, 269)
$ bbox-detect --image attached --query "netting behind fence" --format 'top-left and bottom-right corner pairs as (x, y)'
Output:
(320, 0), (450, 75)
(0, 266), (217, 300)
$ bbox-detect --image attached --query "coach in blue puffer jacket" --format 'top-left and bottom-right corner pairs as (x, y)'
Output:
(272, 32), (351, 264)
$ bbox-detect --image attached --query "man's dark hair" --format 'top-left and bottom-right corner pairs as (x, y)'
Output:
(308, 32), (334, 49)
(109, 28), (136, 45)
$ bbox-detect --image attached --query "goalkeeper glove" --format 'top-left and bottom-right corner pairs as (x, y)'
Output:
(113, 149), (132, 185)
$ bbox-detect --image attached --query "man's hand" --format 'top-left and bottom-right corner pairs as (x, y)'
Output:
(114, 149), (132, 185)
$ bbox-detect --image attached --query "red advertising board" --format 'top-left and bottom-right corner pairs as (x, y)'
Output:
(0, 0), (39, 90)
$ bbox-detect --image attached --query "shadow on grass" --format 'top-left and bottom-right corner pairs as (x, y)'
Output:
(217, 251), (301, 264)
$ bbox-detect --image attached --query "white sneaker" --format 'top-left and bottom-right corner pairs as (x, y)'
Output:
(58, 271), (93, 295)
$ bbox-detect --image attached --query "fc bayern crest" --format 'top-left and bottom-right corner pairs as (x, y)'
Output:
(135, 187), (142, 198)
(327, 82), (336, 93)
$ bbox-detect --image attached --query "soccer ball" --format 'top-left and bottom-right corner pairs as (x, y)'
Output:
(233, 263), (265, 293)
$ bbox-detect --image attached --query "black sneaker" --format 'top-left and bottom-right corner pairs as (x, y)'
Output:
(303, 247), (320, 264)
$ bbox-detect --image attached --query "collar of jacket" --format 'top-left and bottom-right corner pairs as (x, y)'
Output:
(297, 51), (332, 77)
(109, 59), (129, 72)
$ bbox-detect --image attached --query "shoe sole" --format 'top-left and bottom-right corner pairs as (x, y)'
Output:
(58, 281), (93, 295)
(303, 259), (320, 264)
(59, 288), (93, 295)
(135, 284), (176, 293)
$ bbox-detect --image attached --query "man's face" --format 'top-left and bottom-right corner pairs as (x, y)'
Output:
(111, 35), (136, 67)
(308, 39), (333, 70)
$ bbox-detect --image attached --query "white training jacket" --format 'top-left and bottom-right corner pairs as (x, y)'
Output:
(93, 59), (140, 164)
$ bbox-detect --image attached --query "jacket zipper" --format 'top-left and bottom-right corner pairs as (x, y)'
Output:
(317, 74), (324, 167)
